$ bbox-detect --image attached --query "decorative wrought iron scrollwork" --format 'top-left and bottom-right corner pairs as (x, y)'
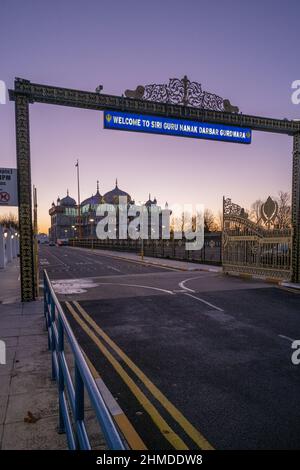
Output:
(125, 76), (238, 112)
(223, 198), (248, 218)
(223, 196), (292, 281)
(260, 196), (278, 228)
(143, 84), (169, 103)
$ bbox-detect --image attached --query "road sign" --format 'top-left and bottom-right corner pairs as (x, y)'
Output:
(104, 110), (252, 144)
(0, 168), (18, 206)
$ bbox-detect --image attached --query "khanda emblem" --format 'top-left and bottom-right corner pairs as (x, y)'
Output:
(105, 114), (112, 123)
(260, 196), (278, 228)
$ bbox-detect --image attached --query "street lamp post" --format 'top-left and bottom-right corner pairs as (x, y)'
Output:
(89, 218), (95, 250)
(71, 225), (75, 246)
(75, 159), (82, 239)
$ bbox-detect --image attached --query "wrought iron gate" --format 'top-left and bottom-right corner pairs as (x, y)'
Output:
(222, 197), (292, 281)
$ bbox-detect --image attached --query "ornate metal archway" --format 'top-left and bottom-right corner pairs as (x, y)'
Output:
(8, 76), (300, 300)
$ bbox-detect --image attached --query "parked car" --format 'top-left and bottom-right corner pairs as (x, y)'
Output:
(57, 239), (68, 246)
(49, 241), (55, 246)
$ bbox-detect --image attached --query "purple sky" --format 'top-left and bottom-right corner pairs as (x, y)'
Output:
(1, 0), (300, 232)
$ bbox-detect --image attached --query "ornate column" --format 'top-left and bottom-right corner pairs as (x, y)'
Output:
(292, 133), (300, 283)
(15, 94), (35, 301)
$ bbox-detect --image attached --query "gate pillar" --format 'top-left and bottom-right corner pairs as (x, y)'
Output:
(15, 94), (35, 301)
(292, 133), (300, 283)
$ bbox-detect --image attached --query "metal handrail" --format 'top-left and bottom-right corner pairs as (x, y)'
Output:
(43, 269), (125, 450)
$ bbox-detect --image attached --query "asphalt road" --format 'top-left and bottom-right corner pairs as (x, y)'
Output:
(40, 245), (300, 450)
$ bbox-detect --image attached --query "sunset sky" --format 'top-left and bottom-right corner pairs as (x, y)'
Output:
(1, 0), (300, 233)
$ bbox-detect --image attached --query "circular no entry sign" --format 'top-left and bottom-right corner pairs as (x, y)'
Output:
(0, 192), (10, 202)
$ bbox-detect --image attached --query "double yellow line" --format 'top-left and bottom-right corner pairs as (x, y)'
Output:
(65, 300), (214, 451)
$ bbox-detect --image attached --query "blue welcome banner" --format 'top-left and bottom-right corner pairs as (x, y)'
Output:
(104, 110), (252, 144)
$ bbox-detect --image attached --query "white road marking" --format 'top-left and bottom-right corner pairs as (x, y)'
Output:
(75, 261), (94, 265)
(78, 254), (103, 266)
(178, 278), (196, 292)
(107, 265), (122, 272)
(69, 246), (180, 271)
(40, 259), (49, 265)
(94, 282), (175, 295)
(278, 334), (296, 343)
(184, 292), (224, 312)
(179, 273), (217, 293)
(46, 250), (70, 267)
(51, 278), (99, 294)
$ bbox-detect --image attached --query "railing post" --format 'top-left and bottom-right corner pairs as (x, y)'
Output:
(50, 297), (56, 380)
(75, 362), (85, 448)
(43, 273), (47, 316)
(57, 317), (65, 434)
(43, 274), (49, 335)
(75, 363), (84, 419)
(47, 288), (51, 308)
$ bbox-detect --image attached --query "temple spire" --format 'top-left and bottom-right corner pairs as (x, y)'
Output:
(96, 180), (99, 193)
(67, 189), (69, 196)
(115, 178), (118, 188)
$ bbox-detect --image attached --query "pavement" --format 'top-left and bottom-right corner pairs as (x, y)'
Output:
(39, 245), (300, 450)
(0, 257), (21, 304)
(0, 299), (68, 449)
(0, 259), (106, 450)
(0, 259), (65, 449)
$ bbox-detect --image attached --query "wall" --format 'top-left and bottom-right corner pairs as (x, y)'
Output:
(0, 225), (20, 269)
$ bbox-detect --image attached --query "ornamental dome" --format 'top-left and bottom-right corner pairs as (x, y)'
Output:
(60, 190), (76, 206)
(145, 193), (157, 207)
(103, 179), (131, 204)
(81, 181), (103, 207)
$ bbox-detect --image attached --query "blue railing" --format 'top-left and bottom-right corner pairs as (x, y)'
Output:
(43, 269), (125, 450)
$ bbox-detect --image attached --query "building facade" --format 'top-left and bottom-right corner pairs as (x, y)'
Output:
(49, 180), (168, 242)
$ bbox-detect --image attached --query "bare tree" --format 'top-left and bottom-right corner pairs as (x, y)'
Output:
(0, 212), (18, 229)
(276, 191), (291, 229)
(169, 213), (184, 237)
(191, 212), (201, 232)
(250, 199), (263, 224)
(216, 210), (223, 231)
(180, 212), (185, 233)
(204, 209), (217, 232)
(169, 215), (175, 237)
